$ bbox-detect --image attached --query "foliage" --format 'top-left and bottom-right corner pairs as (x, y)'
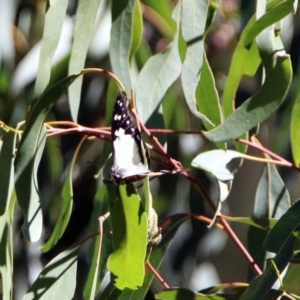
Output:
(1, 0), (300, 299)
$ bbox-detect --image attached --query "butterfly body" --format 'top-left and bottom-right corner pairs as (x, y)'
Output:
(110, 93), (150, 184)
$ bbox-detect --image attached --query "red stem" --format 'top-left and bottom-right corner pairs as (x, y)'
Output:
(146, 261), (170, 289)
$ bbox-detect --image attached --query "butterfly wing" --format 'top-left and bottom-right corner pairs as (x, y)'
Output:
(110, 92), (150, 183)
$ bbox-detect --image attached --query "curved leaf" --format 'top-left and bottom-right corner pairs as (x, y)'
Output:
(203, 55), (292, 142)
(196, 52), (223, 142)
(112, 214), (191, 299)
(155, 287), (238, 300)
(290, 82), (300, 166)
(68, 0), (102, 121)
(192, 150), (243, 181)
(0, 133), (15, 300)
(222, 16), (260, 119)
(15, 126), (46, 242)
(136, 3), (182, 123)
(40, 136), (87, 253)
(107, 184), (147, 290)
(0, 132), (16, 215)
(192, 149), (242, 219)
(241, 200), (300, 299)
(255, 163), (291, 220)
(83, 144), (112, 300)
(244, 0), (295, 48)
(110, 0), (135, 94)
(141, 0), (176, 39)
(129, 0), (143, 61)
(34, 0), (68, 96)
(181, 0), (212, 124)
(224, 216), (277, 230)
(248, 162), (290, 280)
(83, 185), (111, 300)
(14, 73), (81, 242)
(24, 245), (79, 300)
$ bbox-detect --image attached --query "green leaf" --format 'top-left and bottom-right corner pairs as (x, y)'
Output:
(68, 0), (102, 121)
(222, 16), (260, 119)
(155, 287), (295, 300)
(223, 216), (277, 230)
(196, 52), (224, 143)
(291, 80), (300, 166)
(192, 149), (243, 220)
(103, 213), (191, 299)
(181, 0), (212, 125)
(0, 132), (16, 215)
(129, 0), (143, 61)
(244, 0), (295, 48)
(247, 160), (291, 279)
(0, 199), (14, 300)
(23, 245), (79, 300)
(221, 15), (260, 152)
(40, 137), (87, 253)
(34, 0), (68, 96)
(155, 288), (238, 300)
(15, 126), (46, 242)
(14, 73), (81, 241)
(83, 151), (112, 300)
(136, 3), (182, 123)
(254, 163), (290, 220)
(141, 0), (176, 39)
(241, 200), (300, 299)
(110, 0), (134, 94)
(106, 184), (147, 290)
(98, 280), (122, 300)
(192, 150), (243, 181)
(203, 54), (292, 142)
(0, 139), (15, 300)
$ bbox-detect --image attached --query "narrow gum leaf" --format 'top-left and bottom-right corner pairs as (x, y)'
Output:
(68, 0), (102, 121)
(136, 3), (182, 123)
(34, 0), (68, 97)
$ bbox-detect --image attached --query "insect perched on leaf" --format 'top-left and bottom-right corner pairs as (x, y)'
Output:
(109, 92), (151, 184)
(109, 92), (185, 184)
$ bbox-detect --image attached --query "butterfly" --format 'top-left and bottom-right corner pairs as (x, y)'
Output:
(109, 92), (185, 184)
(109, 92), (151, 184)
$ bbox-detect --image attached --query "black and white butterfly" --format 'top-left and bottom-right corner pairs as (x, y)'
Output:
(109, 92), (151, 184)
(109, 92), (185, 184)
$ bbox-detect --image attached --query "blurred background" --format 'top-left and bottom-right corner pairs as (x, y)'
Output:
(1, 0), (300, 298)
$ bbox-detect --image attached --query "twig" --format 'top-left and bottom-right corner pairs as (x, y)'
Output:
(146, 261), (170, 289)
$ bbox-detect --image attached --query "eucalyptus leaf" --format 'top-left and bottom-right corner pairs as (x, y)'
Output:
(244, 0), (295, 48)
(290, 82), (300, 166)
(192, 150), (243, 182)
(136, 3), (182, 123)
(110, 0), (134, 94)
(241, 200), (300, 299)
(0, 132), (16, 215)
(203, 55), (292, 142)
(106, 184), (147, 290)
(68, 0), (102, 121)
(40, 137), (87, 253)
(34, 0), (68, 96)
(24, 245), (79, 300)
(181, 0), (212, 124)
(0, 133), (15, 300)
(14, 72), (81, 242)
(115, 213), (191, 299)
